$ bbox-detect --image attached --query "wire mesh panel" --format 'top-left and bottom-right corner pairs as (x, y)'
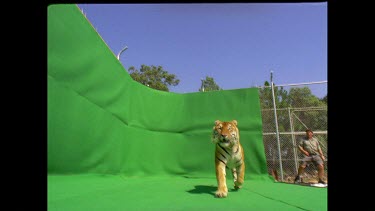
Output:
(258, 81), (327, 183)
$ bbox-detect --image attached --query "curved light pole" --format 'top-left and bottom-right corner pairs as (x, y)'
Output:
(117, 46), (128, 60)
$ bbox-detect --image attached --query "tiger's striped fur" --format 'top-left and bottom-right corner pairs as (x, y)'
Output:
(212, 120), (245, 198)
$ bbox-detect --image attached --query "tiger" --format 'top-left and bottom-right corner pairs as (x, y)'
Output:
(212, 120), (245, 198)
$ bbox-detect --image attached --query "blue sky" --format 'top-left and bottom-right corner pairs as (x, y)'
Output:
(77, 3), (327, 97)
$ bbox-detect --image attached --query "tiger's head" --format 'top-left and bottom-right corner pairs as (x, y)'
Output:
(212, 120), (239, 147)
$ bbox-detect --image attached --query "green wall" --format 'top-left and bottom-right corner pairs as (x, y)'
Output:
(48, 4), (269, 180)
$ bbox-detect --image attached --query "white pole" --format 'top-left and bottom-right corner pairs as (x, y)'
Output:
(200, 78), (205, 92)
(117, 46), (128, 60)
(289, 108), (299, 174)
(270, 71), (284, 181)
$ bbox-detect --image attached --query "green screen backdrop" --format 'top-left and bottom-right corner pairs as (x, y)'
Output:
(48, 4), (269, 179)
(47, 4), (327, 211)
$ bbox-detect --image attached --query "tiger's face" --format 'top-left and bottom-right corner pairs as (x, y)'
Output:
(212, 120), (239, 147)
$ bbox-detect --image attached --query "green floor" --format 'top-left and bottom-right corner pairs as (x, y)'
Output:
(48, 174), (326, 211)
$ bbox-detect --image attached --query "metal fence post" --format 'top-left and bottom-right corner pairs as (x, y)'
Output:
(288, 108), (299, 174)
(270, 71), (284, 181)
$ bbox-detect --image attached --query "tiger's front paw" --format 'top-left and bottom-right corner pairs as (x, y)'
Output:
(215, 189), (228, 198)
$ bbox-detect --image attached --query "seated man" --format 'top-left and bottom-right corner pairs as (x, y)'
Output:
(294, 129), (326, 184)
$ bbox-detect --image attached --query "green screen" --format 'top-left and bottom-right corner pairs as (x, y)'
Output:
(48, 4), (327, 211)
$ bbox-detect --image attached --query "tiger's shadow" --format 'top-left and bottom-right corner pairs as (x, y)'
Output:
(187, 185), (216, 196)
(187, 185), (239, 196)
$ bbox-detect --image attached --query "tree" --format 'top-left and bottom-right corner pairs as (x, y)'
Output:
(287, 87), (324, 108)
(287, 87), (327, 131)
(320, 94), (327, 104)
(199, 76), (222, 92)
(258, 82), (327, 132)
(127, 65), (180, 92)
(258, 81), (289, 109)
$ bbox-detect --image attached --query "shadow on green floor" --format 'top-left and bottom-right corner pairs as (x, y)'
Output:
(187, 185), (216, 196)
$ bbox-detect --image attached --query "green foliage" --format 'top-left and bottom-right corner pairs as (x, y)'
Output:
(288, 87), (325, 108)
(259, 81), (327, 132)
(128, 65), (180, 92)
(199, 76), (222, 92)
(259, 81), (289, 109)
(320, 95), (327, 104)
(259, 81), (327, 109)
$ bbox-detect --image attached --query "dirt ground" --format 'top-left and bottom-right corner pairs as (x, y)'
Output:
(271, 169), (328, 184)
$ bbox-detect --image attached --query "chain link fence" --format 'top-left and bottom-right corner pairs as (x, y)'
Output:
(258, 80), (327, 183)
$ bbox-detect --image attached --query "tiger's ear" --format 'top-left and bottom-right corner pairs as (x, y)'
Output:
(232, 120), (238, 126)
(215, 120), (222, 125)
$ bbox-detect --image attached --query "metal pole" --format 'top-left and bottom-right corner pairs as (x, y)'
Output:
(200, 78), (205, 92)
(289, 108), (299, 174)
(117, 46), (128, 60)
(270, 71), (284, 181)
